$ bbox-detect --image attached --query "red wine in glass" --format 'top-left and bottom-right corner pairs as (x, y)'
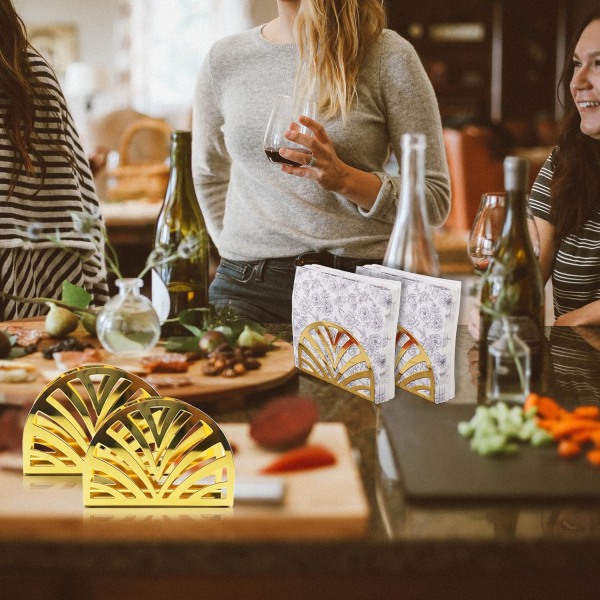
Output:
(263, 94), (316, 166)
(265, 147), (310, 167)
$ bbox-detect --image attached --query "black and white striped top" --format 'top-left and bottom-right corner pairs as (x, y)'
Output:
(0, 50), (109, 321)
(529, 148), (600, 318)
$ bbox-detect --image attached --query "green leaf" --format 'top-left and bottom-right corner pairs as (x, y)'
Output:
(177, 308), (210, 337)
(61, 281), (91, 309)
(164, 335), (202, 353)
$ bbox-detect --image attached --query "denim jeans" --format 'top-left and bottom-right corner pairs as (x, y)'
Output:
(209, 253), (382, 323)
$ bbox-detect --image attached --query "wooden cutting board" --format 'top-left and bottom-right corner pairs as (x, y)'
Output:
(0, 423), (369, 540)
(0, 319), (297, 408)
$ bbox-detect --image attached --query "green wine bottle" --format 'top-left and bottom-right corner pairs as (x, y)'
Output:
(152, 130), (209, 337)
(478, 156), (545, 389)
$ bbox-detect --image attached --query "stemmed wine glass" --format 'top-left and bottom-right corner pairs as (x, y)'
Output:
(467, 192), (540, 275)
(263, 94), (317, 167)
(468, 192), (507, 274)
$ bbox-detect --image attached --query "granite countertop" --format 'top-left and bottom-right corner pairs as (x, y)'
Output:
(2, 325), (600, 599)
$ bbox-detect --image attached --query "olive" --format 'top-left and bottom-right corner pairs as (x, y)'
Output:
(0, 331), (11, 359)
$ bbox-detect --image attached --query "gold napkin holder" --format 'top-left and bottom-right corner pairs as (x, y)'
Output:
(297, 321), (376, 401)
(297, 321), (435, 403)
(22, 365), (235, 508)
(83, 397), (234, 508)
(395, 326), (435, 402)
(22, 365), (158, 476)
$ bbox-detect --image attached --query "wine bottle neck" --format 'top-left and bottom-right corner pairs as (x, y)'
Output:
(162, 131), (196, 210)
(169, 132), (193, 180)
(501, 190), (529, 238)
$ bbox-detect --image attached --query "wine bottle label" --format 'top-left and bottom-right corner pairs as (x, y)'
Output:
(151, 270), (171, 323)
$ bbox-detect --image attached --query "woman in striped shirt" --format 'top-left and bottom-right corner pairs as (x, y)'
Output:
(0, 0), (108, 321)
(529, 10), (600, 326)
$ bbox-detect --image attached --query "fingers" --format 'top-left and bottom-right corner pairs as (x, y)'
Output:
(285, 123), (315, 152)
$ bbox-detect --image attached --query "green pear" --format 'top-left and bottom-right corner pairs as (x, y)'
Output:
(45, 302), (79, 337)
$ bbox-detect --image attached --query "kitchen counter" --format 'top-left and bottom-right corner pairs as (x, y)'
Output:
(1, 325), (600, 599)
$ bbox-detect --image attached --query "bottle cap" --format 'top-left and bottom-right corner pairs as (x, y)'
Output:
(503, 156), (529, 192)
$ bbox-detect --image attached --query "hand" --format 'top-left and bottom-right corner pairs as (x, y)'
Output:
(88, 145), (109, 176)
(278, 115), (382, 210)
(278, 115), (348, 193)
(553, 299), (600, 327)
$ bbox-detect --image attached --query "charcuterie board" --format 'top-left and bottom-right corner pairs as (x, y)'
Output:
(0, 319), (297, 408)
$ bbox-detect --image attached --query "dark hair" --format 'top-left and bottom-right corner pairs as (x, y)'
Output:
(552, 11), (600, 238)
(0, 0), (57, 194)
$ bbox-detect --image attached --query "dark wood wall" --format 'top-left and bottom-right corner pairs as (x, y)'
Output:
(385, 0), (574, 129)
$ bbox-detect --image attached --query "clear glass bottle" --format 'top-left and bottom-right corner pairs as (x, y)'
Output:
(97, 278), (161, 355)
(152, 131), (210, 337)
(486, 319), (531, 404)
(383, 133), (440, 276)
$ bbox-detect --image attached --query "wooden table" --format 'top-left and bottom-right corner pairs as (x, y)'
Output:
(1, 325), (600, 599)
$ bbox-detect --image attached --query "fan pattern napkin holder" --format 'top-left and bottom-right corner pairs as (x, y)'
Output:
(292, 265), (460, 404)
(22, 364), (235, 507)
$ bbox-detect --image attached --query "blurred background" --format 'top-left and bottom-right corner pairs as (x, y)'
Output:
(11, 0), (597, 311)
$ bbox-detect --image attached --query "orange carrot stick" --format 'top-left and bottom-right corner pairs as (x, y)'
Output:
(557, 439), (582, 459)
(586, 449), (600, 467)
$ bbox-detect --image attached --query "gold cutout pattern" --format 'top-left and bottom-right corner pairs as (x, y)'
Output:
(83, 397), (235, 507)
(23, 365), (158, 475)
(395, 327), (435, 401)
(298, 321), (375, 401)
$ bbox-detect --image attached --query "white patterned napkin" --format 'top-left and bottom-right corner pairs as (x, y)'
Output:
(356, 265), (461, 403)
(292, 265), (402, 403)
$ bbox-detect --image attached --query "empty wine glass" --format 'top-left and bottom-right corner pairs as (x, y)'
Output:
(468, 192), (506, 274)
(263, 94), (317, 167)
(468, 192), (541, 275)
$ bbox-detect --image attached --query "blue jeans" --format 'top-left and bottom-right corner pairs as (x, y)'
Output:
(209, 253), (383, 323)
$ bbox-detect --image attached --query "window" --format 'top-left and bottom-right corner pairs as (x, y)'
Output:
(130, 0), (263, 118)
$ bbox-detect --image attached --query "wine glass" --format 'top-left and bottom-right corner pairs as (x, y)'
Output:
(468, 192), (541, 275)
(263, 94), (317, 167)
(468, 192), (506, 274)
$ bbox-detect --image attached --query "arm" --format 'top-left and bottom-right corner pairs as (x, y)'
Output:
(379, 32), (451, 227)
(534, 216), (558, 285)
(192, 51), (231, 246)
(280, 31), (450, 225)
(554, 301), (600, 326)
(280, 116), (383, 210)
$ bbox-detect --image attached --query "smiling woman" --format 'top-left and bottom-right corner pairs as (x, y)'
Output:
(528, 10), (600, 326)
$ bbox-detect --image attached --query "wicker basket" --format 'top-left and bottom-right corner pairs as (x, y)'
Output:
(107, 117), (172, 201)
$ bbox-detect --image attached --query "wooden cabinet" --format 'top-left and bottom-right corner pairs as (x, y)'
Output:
(385, 0), (568, 127)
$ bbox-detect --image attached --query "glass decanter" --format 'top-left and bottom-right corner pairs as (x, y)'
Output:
(97, 278), (161, 356)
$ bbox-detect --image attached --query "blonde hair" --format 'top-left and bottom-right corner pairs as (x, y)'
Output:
(294, 0), (386, 122)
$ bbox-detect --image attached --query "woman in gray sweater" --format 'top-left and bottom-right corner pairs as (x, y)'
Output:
(192, 0), (450, 323)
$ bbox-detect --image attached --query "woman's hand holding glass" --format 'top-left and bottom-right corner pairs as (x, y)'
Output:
(264, 94), (317, 167)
